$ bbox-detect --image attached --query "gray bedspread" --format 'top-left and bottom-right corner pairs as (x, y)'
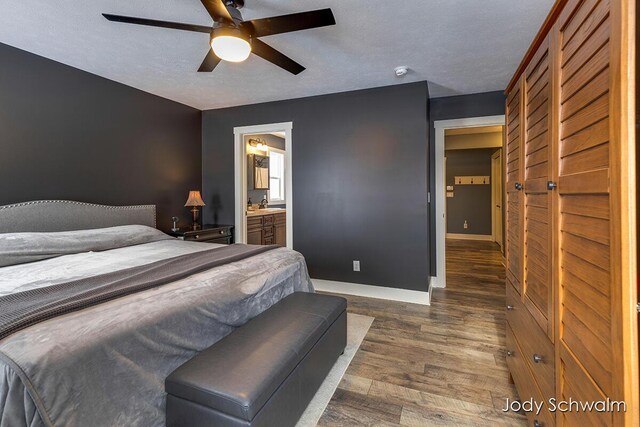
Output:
(0, 225), (171, 268)
(0, 229), (313, 427)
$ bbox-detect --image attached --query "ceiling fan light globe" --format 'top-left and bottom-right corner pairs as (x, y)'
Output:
(211, 35), (251, 62)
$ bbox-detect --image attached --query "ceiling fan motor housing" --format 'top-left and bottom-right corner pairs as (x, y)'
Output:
(211, 26), (250, 43)
(224, 0), (245, 9)
(224, 6), (244, 22)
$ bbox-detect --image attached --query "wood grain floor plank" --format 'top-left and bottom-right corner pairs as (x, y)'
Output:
(317, 239), (526, 426)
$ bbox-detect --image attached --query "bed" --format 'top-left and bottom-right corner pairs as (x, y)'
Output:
(0, 201), (314, 427)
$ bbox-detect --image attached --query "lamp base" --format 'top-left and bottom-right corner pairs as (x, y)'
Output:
(190, 207), (201, 231)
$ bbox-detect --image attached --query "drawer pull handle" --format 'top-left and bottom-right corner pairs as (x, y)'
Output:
(220, 230), (225, 234)
(547, 181), (557, 190)
(506, 304), (514, 310)
(506, 350), (514, 357)
(515, 182), (523, 191)
(195, 235), (199, 239)
(533, 354), (543, 363)
(534, 420), (542, 427)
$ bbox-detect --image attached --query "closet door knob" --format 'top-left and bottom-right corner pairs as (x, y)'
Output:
(506, 304), (514, 310)
(533, 354), (543, 363)
(547, 181), (557, 190)
(515, 182), (523, 191)
(506, 350), (514, 357)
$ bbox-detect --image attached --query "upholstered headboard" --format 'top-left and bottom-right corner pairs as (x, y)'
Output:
(0, 200), (156, 233)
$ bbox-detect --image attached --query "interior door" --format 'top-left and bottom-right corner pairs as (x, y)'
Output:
(505, 77), (524, 294)
(491, 149), (503, 250)
(522, 34), (554, 341)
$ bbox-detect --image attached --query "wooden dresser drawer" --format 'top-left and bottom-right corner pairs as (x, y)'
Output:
(506, 324), (555, 427)
(176, 225), (234, 245)
(205, 227), (232, 238)
(506, 283), (555, 402)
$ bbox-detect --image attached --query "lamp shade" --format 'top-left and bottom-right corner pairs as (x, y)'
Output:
(184, 191), (205, 207)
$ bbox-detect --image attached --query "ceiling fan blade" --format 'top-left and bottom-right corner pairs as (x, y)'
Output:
(102, 14), (211, 33)
(245, 9), (335, 37)
(198, 49), (221, 72)
(200, 0), (233, 22)
(251, 39), (305, 75)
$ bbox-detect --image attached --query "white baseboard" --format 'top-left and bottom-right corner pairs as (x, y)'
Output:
(429, 275), (444, 288)
(312, 279), (430, 306)
(446, 233), (494, 241)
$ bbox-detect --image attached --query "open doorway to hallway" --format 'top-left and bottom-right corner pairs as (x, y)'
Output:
(433, 115), (506, 289)
(444, 126), (504, 248)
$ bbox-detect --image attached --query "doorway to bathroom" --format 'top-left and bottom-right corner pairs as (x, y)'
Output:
(233, 122), (293, 249)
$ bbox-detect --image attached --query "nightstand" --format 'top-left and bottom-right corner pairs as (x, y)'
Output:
(169, 224), (234, 244)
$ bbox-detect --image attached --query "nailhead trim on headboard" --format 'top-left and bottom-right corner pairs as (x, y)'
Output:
(0, 200), (157, 228)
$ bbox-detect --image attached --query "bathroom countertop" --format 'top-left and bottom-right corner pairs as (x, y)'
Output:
(246, 209), (286, 217)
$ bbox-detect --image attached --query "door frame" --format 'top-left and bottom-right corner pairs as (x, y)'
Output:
(491, 148), (504, 250)
(433, 115), (505, 288)
(233, 122), (293, 249)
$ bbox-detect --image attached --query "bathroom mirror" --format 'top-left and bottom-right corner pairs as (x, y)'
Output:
(253, 155), (270, 190)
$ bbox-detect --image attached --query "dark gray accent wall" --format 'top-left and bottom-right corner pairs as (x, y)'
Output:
(428, 91), (505, 275)
(0, 43), (202, 231)
(203, 82), (430, 291)
(445, 148), (497, 235)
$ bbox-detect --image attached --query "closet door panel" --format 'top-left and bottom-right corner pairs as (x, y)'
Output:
(554, 0), (637, 423)
(505, 79), (524, 294)
(504, 0), (636, 423)
(523, 35), (554, 340)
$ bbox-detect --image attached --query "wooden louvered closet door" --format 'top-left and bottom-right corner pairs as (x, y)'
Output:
(505, 77), (524, 295)
(523, 34), (555, 341)
(554, 0), (638, 424)
(505, 0), (637, 424)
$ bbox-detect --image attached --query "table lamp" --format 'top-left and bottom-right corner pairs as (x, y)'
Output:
(184, 190), (206, 230)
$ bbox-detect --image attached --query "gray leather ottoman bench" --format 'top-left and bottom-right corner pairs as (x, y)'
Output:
(165, 292), (347, 427)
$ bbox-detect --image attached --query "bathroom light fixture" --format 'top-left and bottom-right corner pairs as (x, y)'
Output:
(248, 138), (268, 152)
(211, 27), (251, 62)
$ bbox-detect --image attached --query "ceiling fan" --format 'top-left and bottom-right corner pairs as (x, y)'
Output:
(103, 0), (336, 75)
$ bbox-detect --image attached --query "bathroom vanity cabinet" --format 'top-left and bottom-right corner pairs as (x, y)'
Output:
(247, 211), (286, 246)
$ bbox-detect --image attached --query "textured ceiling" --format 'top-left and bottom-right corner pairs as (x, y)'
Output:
(0, 0), (554, 110)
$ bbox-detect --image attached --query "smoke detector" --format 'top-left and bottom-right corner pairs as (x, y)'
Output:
(394, 66), (408, 77)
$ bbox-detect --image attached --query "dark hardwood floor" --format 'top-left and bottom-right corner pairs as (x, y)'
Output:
(317, 239), (526, 426)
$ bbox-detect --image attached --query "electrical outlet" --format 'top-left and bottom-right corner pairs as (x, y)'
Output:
(464, 220), (468, 229)
(353, 260), (360, 272)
